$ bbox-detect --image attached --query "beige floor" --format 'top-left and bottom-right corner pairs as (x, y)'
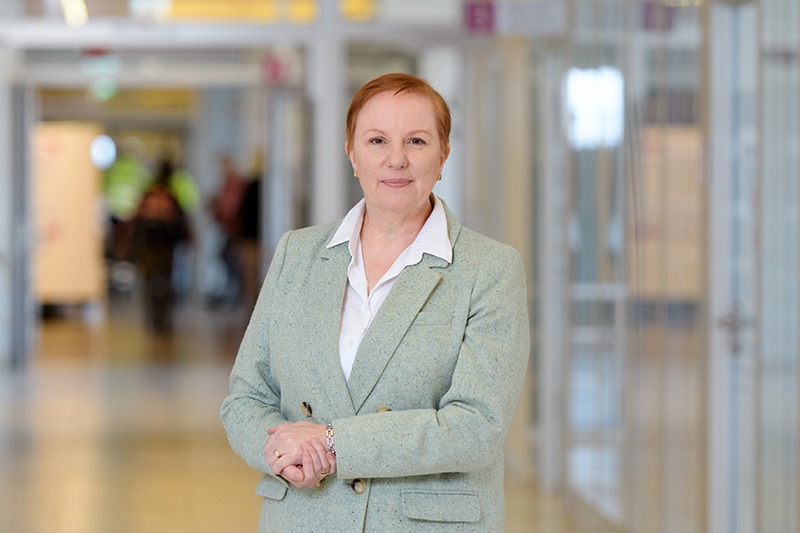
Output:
(0, 299), (579, 533)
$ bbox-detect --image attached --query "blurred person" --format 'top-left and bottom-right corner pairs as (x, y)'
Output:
(220, 73), (530, 532)
(168, 159), (201, 215)
(102, 149), (151, 262)
(210, 153), (248, 306)
(103, 149), (151, 221)
(130, 159), (191, 332)
(163, 156), (200, 297)
(237, 149), (264, 308)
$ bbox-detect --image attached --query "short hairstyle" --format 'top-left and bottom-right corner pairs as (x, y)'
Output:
(345, 73), (451, 159)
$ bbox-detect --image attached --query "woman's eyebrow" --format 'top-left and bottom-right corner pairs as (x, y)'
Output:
(361, 128), (432, 136)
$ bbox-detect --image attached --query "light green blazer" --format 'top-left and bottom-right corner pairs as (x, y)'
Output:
(220, 201), (530, 532)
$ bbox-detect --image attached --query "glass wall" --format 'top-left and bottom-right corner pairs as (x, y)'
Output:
(546, 1), (708, 531)
(627, 4), (707, 531)
(541, 0), (800, 531)
(564, 6), (630, 525)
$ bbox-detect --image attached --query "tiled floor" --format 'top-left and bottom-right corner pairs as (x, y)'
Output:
(0, 299), (579, 533)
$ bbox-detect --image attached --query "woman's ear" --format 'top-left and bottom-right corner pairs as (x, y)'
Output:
(440, 144), (451, 168)
(345, 143), (357, 175)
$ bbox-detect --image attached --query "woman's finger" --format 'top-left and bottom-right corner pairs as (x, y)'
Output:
(308, 438), (331, 474)
(263, 432), (282, 465)
(296, 447), (316, 487)
(303, 441), (324, 477)
(282, 464), (304, 484)
(327, 452), (337, 473)
(263, 441), (278, 472)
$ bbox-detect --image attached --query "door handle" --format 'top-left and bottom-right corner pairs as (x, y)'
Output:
(717, 301), (754, 356)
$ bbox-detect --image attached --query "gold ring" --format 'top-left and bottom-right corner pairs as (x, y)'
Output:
(319, 471), (329, 479)
(273, 449), (282, 458)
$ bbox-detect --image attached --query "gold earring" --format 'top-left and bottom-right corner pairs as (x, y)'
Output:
(437, 173), (442, 181)
(354, 170), (359, 178)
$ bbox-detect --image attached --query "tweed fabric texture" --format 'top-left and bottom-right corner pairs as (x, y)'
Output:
(220, 200), (530, 532)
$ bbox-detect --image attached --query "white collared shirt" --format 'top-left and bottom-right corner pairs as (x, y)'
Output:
(326, 195), (452, 381)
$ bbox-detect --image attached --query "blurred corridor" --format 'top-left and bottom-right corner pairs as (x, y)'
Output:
(1, 1), (800, 532)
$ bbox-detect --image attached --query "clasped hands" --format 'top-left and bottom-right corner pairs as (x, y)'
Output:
(264, 421), (337, 488)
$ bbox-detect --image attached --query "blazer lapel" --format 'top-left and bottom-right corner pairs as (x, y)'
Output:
(313, 200), (462, 416)
(346, 202), (463, 413)
(346, 254), (447, 414)
(314, 243), (358, 417)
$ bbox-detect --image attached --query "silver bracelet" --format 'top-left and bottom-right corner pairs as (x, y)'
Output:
(326, 423), (336, 454)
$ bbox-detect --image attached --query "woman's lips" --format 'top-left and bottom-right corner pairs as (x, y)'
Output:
(382, 179), (412, 187)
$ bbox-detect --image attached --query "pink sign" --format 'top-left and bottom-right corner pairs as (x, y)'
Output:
(465, 1), (495, 34)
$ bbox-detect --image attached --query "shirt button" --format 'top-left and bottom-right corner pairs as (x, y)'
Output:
(352, 479), (367, 495)
(376, 406), (392, 413)
(301, 402), (313, 417)
(347, 339), (355, 347)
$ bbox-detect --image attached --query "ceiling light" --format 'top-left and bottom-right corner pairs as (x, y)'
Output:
(61, 0), (88, 27)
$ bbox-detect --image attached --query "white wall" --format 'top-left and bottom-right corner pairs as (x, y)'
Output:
(0, 0), (22, 17)
(0, 47), (15, 370)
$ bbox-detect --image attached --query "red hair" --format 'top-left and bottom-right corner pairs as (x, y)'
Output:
(346, 73), (451, 159)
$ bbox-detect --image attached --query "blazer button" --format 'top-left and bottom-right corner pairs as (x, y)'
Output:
(352, 479), (367, 495)
(376, 406), (392, 413)
(301, 402), (313, 417)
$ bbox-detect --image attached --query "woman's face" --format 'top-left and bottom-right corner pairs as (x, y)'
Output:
(347, 90), (450, 220)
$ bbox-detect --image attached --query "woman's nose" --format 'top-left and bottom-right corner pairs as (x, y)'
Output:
(387, 143), (408, 168)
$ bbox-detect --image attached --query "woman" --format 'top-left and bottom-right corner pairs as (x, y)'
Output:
(220, 73), (529, 532)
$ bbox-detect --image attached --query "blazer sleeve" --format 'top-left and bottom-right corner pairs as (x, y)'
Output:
(332, 244), (531, 480)
(219, 231), (291, 476)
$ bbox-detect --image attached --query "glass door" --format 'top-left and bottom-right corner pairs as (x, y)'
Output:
(710, 1), (800, 531)
(709, 0), (800, 533)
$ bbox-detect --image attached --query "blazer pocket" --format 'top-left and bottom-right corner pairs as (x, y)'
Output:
(255, 474), (288, 501)
(410, 312), (452, 326)
(401, 490), (481, 523)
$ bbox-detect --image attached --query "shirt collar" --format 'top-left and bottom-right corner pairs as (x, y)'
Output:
(326, 195), (452, 264)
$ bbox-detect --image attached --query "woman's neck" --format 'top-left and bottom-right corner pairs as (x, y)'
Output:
(360, 196), (434, 244)
(358, 196), (434, 293)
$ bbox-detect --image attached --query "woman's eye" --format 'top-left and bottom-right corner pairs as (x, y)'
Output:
(408, 138), (426, 145)
(369, 138), (385, 145)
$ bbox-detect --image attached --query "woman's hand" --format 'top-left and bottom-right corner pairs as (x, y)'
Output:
(291, 439), (337, 488)
(264, 422), (336, 486)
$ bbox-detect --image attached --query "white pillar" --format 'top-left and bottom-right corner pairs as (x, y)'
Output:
(419, 46), (464, 219)
(537, 48), (568, 492)
(307, 1), (347, 225)
(497, 37), (536, 480)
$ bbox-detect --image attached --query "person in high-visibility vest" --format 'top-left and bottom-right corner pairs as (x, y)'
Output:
(103, 152), (151, 222)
